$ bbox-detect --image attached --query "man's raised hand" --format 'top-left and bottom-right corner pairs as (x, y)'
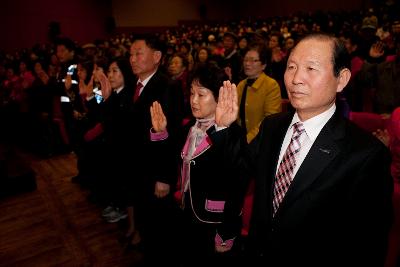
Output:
(150, 101), (167, 133)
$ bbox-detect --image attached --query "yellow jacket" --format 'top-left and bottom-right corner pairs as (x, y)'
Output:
(237, 72), (282, 143)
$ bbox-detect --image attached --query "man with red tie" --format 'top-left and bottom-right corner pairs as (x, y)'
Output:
(128, 34), (184, 265)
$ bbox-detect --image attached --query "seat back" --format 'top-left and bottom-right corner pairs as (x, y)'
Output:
(241, 179), (255, 236)
(349, 111), (388, 133)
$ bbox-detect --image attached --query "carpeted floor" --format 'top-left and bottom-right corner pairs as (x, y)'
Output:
(0, 147), (143, 267)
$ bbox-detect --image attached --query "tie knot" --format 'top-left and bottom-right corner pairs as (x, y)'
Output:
(292, 122), (305, 138)
(134, 82), (144, 102)
(136, 82), (143, 90)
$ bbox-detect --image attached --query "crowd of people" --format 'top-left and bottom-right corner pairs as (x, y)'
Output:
(1, 3), (399, 266)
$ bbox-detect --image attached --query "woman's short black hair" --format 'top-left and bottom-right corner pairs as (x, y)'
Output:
(110, 57), (135, 89)
(77, 58), (94, 85)
(247, 42), (271, 66)
(189, 62), (229, 100)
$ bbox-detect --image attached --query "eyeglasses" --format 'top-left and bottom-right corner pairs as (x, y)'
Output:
(243, 58), (261, 63)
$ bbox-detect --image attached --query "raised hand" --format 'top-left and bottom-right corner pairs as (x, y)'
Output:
(97, 72), (112, 101)
(150, 101), (167, 133)
(79, 75), (94, 96)
(372, 128), (390, 147)
(215, 80), (239, 128)
(369, 41), (385, 58)
(224, 66), (232, 81)
(38, 70), (49, 85)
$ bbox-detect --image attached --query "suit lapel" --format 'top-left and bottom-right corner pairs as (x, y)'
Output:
(277, 112), (346, 213)
(135, 71), (160, 104)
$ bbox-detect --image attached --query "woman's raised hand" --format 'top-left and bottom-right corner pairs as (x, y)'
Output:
(79, 75), (94, 96)
(97, 72), (112, 101)
(150, 101), (167, 133)
(215, 80), (239, 128)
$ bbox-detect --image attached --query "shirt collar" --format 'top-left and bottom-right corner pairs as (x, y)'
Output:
(137, 70), (157, 88)
(291, 104), (336, 142)
(113, 85), (124, 94)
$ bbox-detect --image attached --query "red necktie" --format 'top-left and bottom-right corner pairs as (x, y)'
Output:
(134, 82), (143, 102)
(272, 122), (305, 216)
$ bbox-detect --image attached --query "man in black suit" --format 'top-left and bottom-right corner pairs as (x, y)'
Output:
(211, 33), (393, 267)
(129, 34), (183, 265)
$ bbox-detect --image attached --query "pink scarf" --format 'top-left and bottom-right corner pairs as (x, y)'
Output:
(180, 117), (215, 206)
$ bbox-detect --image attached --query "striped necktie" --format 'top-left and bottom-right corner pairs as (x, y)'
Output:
(272, 122), (305, 216)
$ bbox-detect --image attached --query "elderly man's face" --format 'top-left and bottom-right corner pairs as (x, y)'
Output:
(284, 38), (348, 121)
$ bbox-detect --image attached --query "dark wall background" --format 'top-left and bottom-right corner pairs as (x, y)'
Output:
(1, 0), (372, 52)
(236, 0), (369, 18)
(0, 0), (112, 52)
(112, 0), (368, 27)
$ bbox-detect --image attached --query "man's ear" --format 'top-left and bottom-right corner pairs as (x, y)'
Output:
(336, 68), (351, 93)
(153, 51), (162, 64)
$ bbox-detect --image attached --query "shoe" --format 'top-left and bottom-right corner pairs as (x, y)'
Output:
(105, 209), (128, 223)
(130, 230), (141, 246)
(124, 231), (143, 252)
(102, 205), (116, 217)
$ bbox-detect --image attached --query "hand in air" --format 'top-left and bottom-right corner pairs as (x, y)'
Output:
(150, 101), (167, 133)
(369, 42), (385, 58)
(373, 128), (390, 147)
(97, 72), (112, 101)
(79, 75), (94, 96)
(215, 243), (232, 253)
(215, 80), (239, 128)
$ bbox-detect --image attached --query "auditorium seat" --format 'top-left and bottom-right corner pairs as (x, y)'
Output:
(241, 179), (254, 237)
(349, 111), (389, 133)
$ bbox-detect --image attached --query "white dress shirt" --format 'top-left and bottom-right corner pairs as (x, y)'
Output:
(276, 104), (336, 177)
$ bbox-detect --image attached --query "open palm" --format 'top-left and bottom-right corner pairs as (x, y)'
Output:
(97, 72), (112, 101)
(215, 80), (239, 127)
(79, 75), (94, 96)
(150, 101), (167, 133)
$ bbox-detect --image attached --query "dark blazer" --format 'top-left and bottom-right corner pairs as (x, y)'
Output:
(101, 86), (135, 175)
(157, 120), (247, 240)
(131, 69), (184, 193)
(210, 110), (393, 267)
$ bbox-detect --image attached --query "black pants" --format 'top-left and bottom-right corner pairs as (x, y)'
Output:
(140, 194), (181, 266)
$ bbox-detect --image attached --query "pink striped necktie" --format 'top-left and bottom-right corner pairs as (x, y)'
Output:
(272, 122), (305, 216)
